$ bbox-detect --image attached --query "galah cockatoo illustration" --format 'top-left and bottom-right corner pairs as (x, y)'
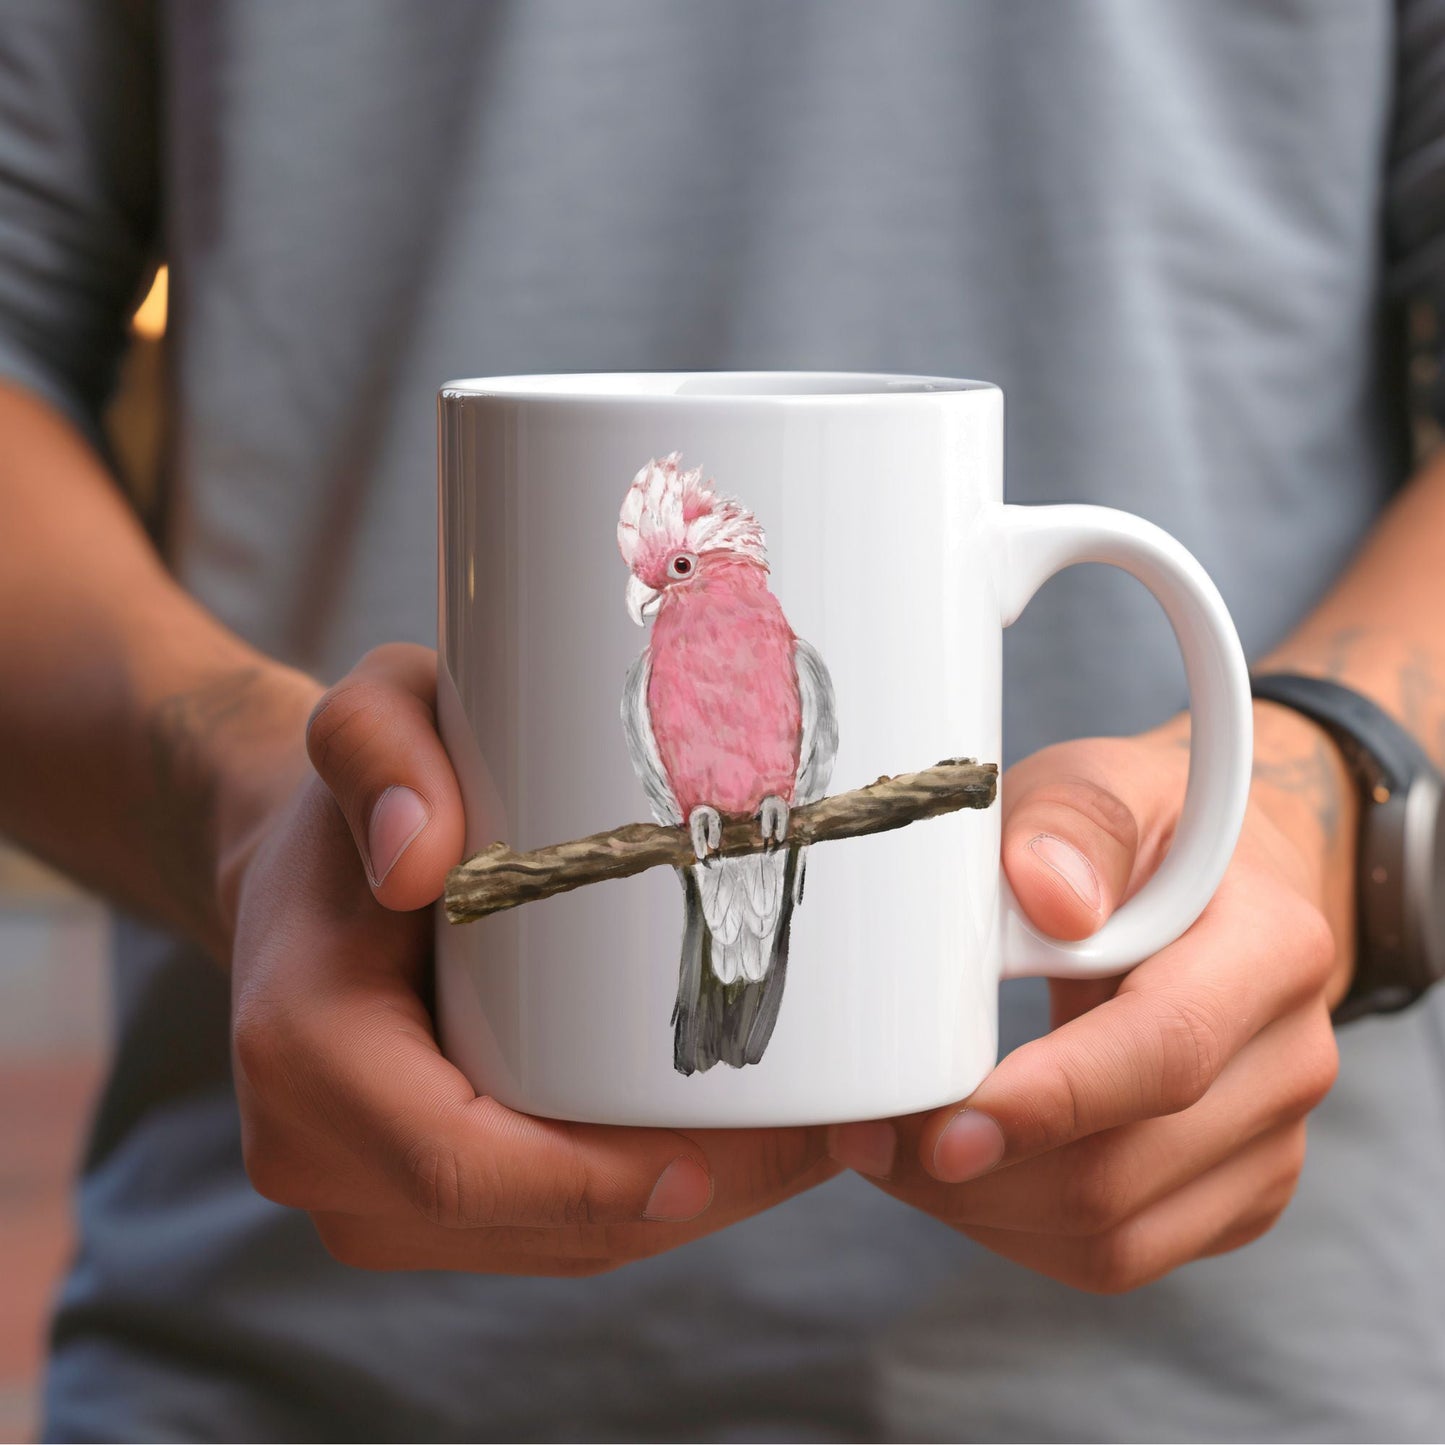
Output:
(618, 454), (838, 1075)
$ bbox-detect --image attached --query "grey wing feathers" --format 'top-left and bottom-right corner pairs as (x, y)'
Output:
(621, 651), (682, 826)
(791, 638), (837, 909)
(794, 638), (838, 804)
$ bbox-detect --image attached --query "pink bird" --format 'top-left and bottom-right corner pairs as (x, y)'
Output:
(618, 454), (837, 1074)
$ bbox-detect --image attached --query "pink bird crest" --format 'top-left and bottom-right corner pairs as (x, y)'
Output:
(617, 453), (767, 588)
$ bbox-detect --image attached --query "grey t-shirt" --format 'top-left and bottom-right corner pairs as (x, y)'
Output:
(4, 1), (1445, 1439)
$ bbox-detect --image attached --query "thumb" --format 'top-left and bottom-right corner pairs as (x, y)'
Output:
(306, 643), (465, 911)
(1001, 759), (1142, 942)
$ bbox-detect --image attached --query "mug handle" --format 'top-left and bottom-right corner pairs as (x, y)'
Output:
(993, 503), (1253, 979)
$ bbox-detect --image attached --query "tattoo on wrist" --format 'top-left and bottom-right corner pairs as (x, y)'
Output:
(1164, 629), (1443, 852)
(1316, 627), (1445, 770)
(1250, 733), (1343, 839)
(1159, 717), (1344, 838)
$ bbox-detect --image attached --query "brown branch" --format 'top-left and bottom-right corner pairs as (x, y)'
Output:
(444, 757), (998, 925)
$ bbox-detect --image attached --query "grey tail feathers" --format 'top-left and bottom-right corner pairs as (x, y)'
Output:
(671, 850), (799, 1076)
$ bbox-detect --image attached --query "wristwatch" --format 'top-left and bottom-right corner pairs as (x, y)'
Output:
(1250, 672), (1445, 1023)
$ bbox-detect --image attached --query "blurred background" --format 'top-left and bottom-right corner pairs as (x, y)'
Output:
(0, 269), (167, 1444)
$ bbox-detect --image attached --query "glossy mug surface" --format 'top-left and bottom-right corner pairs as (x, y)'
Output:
(435, 373), (1252, 1128)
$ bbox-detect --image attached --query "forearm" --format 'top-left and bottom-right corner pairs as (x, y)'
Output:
(1255, 449), (1445, 735)
(1150, 449), (1445, 995)
(1251, 450), (1445, 858)
(0, 383), (320, 955)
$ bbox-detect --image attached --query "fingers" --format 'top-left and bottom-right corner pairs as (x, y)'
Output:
(914, 863), (1335, 1179)
(957, 1119), (1309, 1294)
(308, 1143), (838, 1275)
(238, 952), (721, 1228)
(840, 1001), (1336, 1236)
(1000, 736), (1185, 942)
(1003, 779), (1136, 940)
(305, 643), (465, 909)
(233, 781), (718, 1232)
(826, 733), (1342, 1294)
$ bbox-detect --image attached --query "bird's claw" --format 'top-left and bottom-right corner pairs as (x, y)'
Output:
(689, 805), (723, 861)
(758, 795), (789, 845)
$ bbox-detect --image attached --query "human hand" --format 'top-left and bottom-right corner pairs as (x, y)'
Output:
(223, 644), (834, 1276)
(827, 704), (1354, 1293)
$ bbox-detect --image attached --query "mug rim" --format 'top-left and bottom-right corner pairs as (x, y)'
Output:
(440, 370), (998, 403)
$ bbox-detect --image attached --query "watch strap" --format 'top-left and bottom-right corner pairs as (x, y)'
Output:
(1250, 671), (1443, 1022)
(1249, 673), (1432, 792)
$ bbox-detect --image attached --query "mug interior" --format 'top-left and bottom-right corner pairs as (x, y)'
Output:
(442, 371), (992, 400)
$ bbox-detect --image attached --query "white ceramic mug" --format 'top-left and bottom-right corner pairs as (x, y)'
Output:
(435, 373), (1252, 1128)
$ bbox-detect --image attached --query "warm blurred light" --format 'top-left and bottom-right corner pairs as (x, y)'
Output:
(131, 266), (168, 340)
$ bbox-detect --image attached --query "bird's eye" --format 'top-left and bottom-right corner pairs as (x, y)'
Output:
(667, 552), (697, 579)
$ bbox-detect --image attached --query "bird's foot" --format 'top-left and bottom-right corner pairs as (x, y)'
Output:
(757, 795), (789, 845)
(689, 805), (723, 861)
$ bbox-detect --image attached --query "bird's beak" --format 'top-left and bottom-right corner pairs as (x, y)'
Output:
(626, 573), (663, 627)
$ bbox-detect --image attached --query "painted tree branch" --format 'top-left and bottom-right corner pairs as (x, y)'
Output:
(444, 757), (998, 925)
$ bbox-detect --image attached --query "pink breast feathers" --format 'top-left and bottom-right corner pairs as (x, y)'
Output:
(645, 559), (802, 819)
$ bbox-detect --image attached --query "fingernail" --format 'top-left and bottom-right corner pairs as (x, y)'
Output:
(365, 785), (431, 887)
(826, 1121), (896, 1179)
(931, 1109), (1006, 1184)
(644, 1157), (713, 1222)
(1029, 833), (1102, 912)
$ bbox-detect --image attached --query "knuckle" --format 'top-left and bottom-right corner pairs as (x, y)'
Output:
(1071, 1230), (1151, 1296)
(1307, 1033), (1340, 1107)
(1216, 1212), (1283, 1257)
(1259, 1187), (1293, 1234)
(1006, 1064), (1085, 1159)
(1284, 1026), (1340, 1118)
(360, 641), (414, 673)
(232, 994), (313, 1110)
(231, 1004), (277, 1093)
(402, 1126), (601, 1230)
(306, 678), (387, 781)
(240, 1133), (301, 1208)
(231, 1006), (318, 1207)
(1065, 778), (1140, 855)
(313, 1216), (384, 1271)
(1275, 1123), (1310, 1189)
(402, 1137), (496, 1229)
(713, 1127), (820, 1200)
(750, 1127), (826, 1194)
(1148, 989), (1231, 1114)
(1290, 900), (1337, 994)
(553, 1139), (611, 1227)
(1050, 1066), (1087, 1147)
(1025, 775), (1140, 859)
(1057, 1148), (1137, 1237)
(493, 1117), (602, 1226)
(1213, 1190), (1294, 1258)
(1213, 1133), (1307, 1260)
